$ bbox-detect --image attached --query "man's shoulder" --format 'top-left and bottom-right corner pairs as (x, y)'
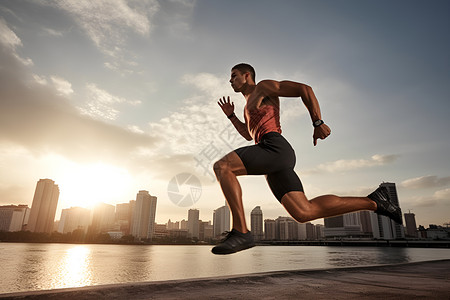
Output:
(254, 80), (281, 98)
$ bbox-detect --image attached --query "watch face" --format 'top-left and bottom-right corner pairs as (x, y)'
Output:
(314, 120), (323, 126)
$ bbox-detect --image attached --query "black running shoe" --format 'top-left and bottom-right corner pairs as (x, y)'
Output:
(368, 184), (403, 224)
(211, 229), (255, 255)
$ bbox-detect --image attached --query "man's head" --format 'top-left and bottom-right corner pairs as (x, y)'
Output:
(230, 63), (256, 93)
(232, 63), (256, 82)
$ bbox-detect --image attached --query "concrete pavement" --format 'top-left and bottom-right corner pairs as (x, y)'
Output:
(2, 259), (449, 299)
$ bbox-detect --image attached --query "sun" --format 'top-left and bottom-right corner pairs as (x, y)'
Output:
(58, 162), (132, 209)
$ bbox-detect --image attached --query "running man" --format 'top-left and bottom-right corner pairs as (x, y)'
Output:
(211, 63), (402, 255)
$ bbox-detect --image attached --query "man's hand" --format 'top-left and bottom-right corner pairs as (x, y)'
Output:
(218, 96), (234, 117)
(313, 124), (331, 146)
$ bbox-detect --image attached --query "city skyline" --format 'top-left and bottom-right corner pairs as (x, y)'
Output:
(2, 178), (448, 235)
(0, 1), (449, 228)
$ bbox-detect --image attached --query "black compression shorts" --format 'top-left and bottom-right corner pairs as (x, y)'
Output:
(234, 132), (304, 202)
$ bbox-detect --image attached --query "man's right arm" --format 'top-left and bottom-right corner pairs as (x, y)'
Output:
(218, 96), (252, 141)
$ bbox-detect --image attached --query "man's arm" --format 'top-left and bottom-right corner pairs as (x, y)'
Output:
(256, 80), (331, 146)
(218, 96), (253, 141)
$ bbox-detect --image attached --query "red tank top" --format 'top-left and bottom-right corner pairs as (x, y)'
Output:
(245, 103), (282, 144)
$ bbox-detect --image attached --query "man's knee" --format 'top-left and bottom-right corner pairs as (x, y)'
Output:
(282, 194), (314, 223)
(213, 159), (229, 178)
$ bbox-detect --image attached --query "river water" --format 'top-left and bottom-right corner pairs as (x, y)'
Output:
(1, 242), (449, 294)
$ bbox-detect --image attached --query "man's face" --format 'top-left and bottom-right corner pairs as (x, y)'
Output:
(229, 69), (247, 92)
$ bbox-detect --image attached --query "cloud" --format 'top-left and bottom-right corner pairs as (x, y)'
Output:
(399, 175), (450, 189)
(79, 83), (141, 121)
(305, 154), (400, 174)
(0, 18), (33, 66)
(51, 76), (74, 96)
(409, 188), (450, 208)
(0, 20), (223, 188)
(0, 17), (21, 48)
(41, 0), (159, 71)
(48, 0), (156, 51)
(42, 27), (64, 37)
(0, 20), (160, 169)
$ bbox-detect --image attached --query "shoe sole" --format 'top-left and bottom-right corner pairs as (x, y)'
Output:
(211, 243), (255, 255)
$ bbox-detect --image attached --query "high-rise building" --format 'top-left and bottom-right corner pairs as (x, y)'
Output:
(213, 205), (230, 237)
(131, 190), (157, 240)
(324, 212), (363, 238)
(90, 203), (115, 234)
(315, 224), (324, 240)
(199, 221), (213, 241)
(297, 222), (307, 240)
(187, 209), (200, 238)
(264, 219), (276, 240)
(404, 212), (418, 238)
(167, 219), (180, 230)
(250, 206), (263, 241)
(116, 202), (133, 234)
(305, 222), (316, 240)
(27, 179), (60, 233)
(370, 182), (405, 240)
(180, 219), (187, 230)
(275, 216), (297, 240)
(58, 207), (91, 234)
(359, 210), (373, 236)
(0, 205), (30, 232)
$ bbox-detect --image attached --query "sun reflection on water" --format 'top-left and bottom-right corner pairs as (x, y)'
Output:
(53, 245), (92, 289)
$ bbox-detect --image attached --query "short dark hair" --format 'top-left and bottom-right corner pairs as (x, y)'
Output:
(232, 63), (256, 82)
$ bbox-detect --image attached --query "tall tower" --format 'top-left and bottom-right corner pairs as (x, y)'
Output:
(187, 209), (200, 238)
(131, 190), (157, 240)
(264, 219), (276, 240)
(404, 212), (418, 238)
(213, 205), (230, 237)
(58, 206), (91, 234)
(90, 203), (115, 234)
(27, 179), (60, 233)
(250, 206), (263, 241)
(370, 182), (405, 240)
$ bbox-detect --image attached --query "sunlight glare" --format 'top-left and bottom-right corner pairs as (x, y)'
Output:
(59, 162), (132, 209)
(54, 245), (92, 288)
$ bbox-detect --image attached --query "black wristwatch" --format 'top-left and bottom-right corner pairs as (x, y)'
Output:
(313, 119), (324, 128)
(227, 112), (236, 119)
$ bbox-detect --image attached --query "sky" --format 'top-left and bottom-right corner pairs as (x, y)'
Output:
(0, 0), (449, 228)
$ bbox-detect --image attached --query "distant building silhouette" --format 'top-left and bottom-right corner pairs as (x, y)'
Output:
(250, 206), (263, 241)
(370, 182), (405, 240)
(90, 203), (115, 234)
(27, 179), (59, 233)
(213, 205), (230, 237)
(187, 209), (199, 238)
(180, 219), (187, 230)
(315, 224), (324, 239)
(131, 190), (157, 240)
(58, 206), (91, 234)
(199, 221), (213, 241)
(0, 205), (30, 232)
(115, 201), (135, 235)
(264, 218), (322, 241)
(264, 219), (276, 240)
(404, 212), (418, 238)
(324, 212), (363, 238)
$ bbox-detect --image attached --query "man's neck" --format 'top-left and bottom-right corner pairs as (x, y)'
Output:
(241, 84), (256, 99)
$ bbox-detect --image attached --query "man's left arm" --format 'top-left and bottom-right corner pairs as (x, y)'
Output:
(257, 80), (331, 146)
